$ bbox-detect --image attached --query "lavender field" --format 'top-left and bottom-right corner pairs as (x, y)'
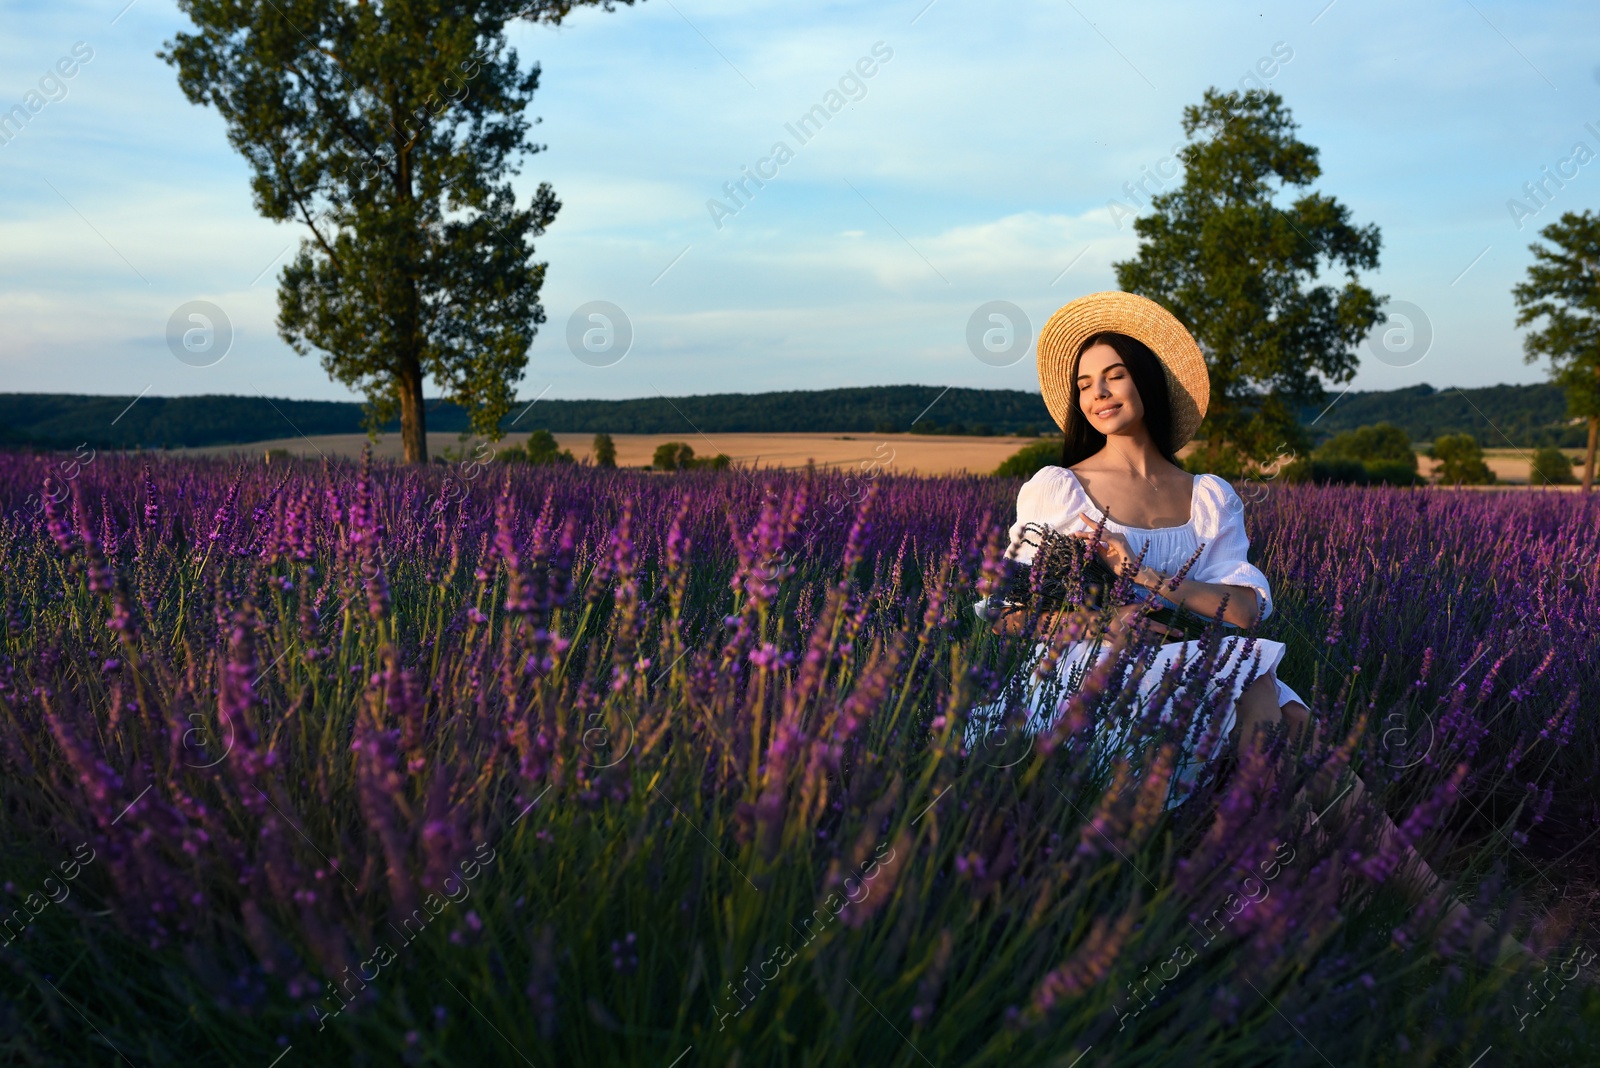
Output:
(0, 451), (1596, 1066)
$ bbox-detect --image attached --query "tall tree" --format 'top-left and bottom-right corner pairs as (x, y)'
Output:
(162, 1), (636, 463)
(1512, 210), (1600, 492)
(1114, 89), (1385, 465)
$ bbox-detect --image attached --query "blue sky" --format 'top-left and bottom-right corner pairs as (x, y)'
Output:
(0, 0), (1596, 406)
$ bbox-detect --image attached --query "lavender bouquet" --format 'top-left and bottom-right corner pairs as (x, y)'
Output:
(983, 522), (1233, 642)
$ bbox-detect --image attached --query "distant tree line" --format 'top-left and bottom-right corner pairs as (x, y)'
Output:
(0, 382), (1581, 454)
(0, 388), (1054, 451)
(996, 419), (1582, 487)
(1302, 382), (1583, 450)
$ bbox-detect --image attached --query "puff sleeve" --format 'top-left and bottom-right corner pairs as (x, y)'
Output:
(1004, 467), (1087, 565)
(1191, 475), (1274, 622)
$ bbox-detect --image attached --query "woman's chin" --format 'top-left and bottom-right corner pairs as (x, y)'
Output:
(1094, 418), (1134, 435)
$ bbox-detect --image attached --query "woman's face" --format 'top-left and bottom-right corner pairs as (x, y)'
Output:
(1076, 342), (1145, 436)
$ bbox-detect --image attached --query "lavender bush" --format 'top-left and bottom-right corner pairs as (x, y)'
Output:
(0, 451), (1594, 1066)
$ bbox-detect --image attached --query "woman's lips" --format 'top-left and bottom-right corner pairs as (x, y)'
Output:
(1093, 403), (1122, 418)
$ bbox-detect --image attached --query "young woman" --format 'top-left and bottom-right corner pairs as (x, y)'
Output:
(969, 291), (1310, 795)
(969, 291), (1527, 965)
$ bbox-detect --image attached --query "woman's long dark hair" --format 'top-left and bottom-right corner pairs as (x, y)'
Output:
(1059, 331), (1179, 468)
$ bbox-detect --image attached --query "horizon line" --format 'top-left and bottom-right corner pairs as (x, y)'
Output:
(0, 381), (1529, 406)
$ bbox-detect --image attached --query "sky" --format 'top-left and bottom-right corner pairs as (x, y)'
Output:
(0, 0), (1597, 408)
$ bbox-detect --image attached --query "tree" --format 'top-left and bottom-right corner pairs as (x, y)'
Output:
(1511, 210), (1600, 492)
(1312, 422), (1418, 484)
(593, 432), (617, 468)
(1114, 89), (1385, 465)
(1314, 423), (1415, 467)
(1427, 434), (1496, 486)
(161, 0), (636, 463)
(520, 428), (574, 465)
(652, 441), (694, 471)
(1531, 446), (1579, 486)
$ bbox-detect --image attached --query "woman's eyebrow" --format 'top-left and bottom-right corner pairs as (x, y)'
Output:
(1076, 362), (1127, 383)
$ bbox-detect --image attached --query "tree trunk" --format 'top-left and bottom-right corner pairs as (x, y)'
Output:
(399, 369), (427, 464)
(1585, 414), (1597, 494)
(390, 93), (428, 465)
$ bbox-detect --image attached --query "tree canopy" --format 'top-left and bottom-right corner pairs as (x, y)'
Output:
(162, 0), (636, 462)
(1531, 445), (1579, 486)
(1428, 433), (1496, 486)
(1512, 209), (1600, 492)
(1114, 88), (1385, 466)
(1313, 423), (1416, 470)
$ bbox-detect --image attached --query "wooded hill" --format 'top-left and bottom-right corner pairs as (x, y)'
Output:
(0, 381), (1580, 451)
(1305, 382), (1582, 449)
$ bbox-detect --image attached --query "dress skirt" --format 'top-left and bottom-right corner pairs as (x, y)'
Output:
(966, 633), (1308, 810)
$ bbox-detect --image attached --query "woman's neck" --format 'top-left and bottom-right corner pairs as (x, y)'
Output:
(1089, 429), (1170, 481)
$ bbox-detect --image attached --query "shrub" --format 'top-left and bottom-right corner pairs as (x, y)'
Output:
(1280, 457), (1370, 485)
(1178, 440), (1247, 480)
(650, 442), (728, 472)
(593, 433), (617, 469)
(1312, 422), (1421, 484)
(1315, 423), (1417, 469)
(1427, 433), (1496, 485)
(516, 429), (575, 466)
(1531, 446), (1578, 485)
(995, 437), (1062, 478)
(1364, 460), (1421, 486)
(652, 441), (695, 471)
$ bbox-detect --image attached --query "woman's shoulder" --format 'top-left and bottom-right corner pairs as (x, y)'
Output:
(1014, 464), (1086, 514)
(1019, 464), (1076, 490)
(1188, 472), (1245, 534)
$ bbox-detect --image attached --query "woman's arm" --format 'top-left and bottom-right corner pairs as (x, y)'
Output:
(1130, 565), (1261, 629)
(988, 602), (1181, 644)
(1068, 513), (1263, 629)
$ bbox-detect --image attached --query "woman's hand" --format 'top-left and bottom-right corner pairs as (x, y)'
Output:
(1069, 514), (1141, 578)
(989, 605), (1074, 639)
(1087, 603), (1177, 650)
(990, 602), (1177, 647)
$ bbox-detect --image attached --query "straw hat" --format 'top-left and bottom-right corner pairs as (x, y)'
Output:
(1037, 291), (1210, 449)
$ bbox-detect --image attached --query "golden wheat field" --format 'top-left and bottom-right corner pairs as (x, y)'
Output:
(187, 432), (1589, 487)
(193, 431), (1038, 475)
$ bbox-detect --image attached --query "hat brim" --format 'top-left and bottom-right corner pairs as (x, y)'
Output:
(1037, 291), (1210, 450)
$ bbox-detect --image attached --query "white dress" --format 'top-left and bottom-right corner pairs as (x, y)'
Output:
(967, 466), (1307, 807)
